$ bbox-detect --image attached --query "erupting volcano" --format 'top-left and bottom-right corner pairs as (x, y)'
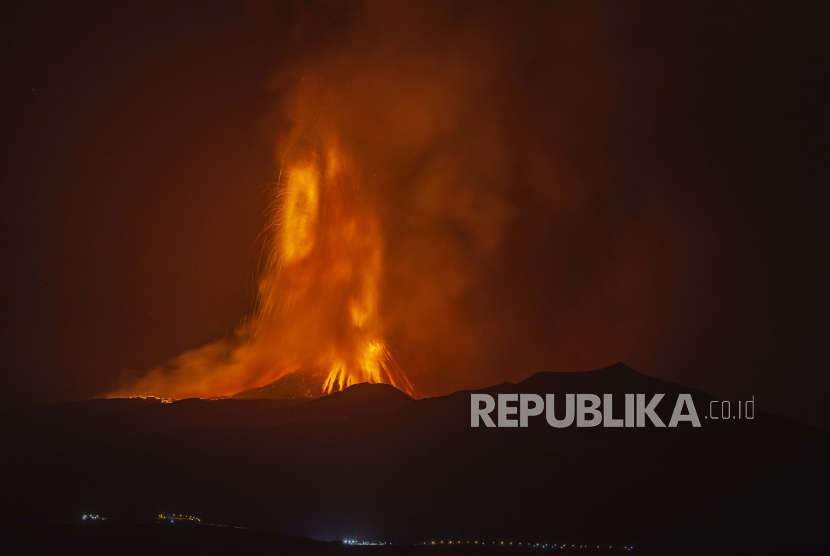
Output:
(110, 121), (414, 400)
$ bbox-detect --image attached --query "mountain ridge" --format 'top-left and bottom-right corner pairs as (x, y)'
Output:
(1, 364), (827, 555)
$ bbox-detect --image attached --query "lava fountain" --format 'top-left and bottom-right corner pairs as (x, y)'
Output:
(109, 122), (414, 399)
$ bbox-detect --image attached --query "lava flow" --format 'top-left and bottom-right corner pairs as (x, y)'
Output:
(109, 122), (414, 399)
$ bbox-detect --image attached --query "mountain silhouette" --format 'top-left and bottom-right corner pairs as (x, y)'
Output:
(21, 382), (413, 433)
(231, 367), (330, 399)
(1, 364), (827, 555)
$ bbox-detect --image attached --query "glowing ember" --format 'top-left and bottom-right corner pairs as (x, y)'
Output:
(109, 122), (414, 399)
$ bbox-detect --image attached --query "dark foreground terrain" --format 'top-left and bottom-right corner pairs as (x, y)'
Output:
(0, 521), (673, 556)
(1, 364), (828, 555)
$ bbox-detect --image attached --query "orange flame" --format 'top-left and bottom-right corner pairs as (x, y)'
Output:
(108, 122), (414, 399)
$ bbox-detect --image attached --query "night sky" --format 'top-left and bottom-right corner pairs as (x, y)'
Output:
(1, 1), (828, 429)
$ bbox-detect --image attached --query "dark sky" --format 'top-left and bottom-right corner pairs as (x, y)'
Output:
(1, 1), (828, 429)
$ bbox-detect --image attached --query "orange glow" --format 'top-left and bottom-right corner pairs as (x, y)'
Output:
(108, 120), (414, 399)
(280, 164), (319, 264)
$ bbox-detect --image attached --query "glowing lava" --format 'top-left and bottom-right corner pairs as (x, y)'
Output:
(109, 123), (414, 399)
(258, 127), (413, 395)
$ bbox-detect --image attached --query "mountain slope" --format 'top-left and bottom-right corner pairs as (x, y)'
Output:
(231, 367), (330, 400)
(29, 382), (414, 433)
